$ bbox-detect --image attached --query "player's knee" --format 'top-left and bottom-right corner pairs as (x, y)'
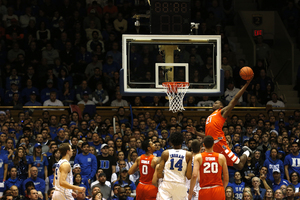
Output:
(234, 162), (243, 170)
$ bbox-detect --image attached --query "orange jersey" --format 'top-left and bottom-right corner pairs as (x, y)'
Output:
(139, 154), (155, 184)
(205, 109), (226, 142)
(199, 152), (223, 188)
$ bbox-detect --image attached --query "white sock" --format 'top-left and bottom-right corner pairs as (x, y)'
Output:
(243, 150), (250, 157)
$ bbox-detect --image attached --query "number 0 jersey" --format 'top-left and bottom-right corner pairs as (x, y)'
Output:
(199, 152), (223, 188)
(139, 154), (155, 184)
(205, 109), (226, 142)
(163, 149), (187, 183)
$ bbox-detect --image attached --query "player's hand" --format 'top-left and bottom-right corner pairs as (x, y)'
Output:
(246, 74), (254, 84)
(187, 126), (195, 134)
(77, 187), (86, 193)
(72, 191), (77, 198)
(188, 193), (193, 200)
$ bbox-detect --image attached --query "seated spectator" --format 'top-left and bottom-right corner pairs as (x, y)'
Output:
(92, 82), (109, 106)
(91, 169), (112, 188)
(111, 91), (128, 107)
(93, 174), (111, 199)
(256, 35), (271, 64)
(61, 81), (75, 105)
(20, 7), (36, 28)
(40, 79), (59, 102)
(3, 7), (18, 28)
(42, 43), (59, 65)
(113, 13), (127, 35)
(83, 9), (101, 30)
(113, 168), (136, 193)
(7, 43), (25, 63)
(107, 42), (122, 66)
(60, 41), (76, 73)
(87, 31), (105, 53)
(74, 173), (89, 196)
(248, 95), (263, 107)
(43, 91), (64, 109)
(76, 80), (92, 102)
(10, 185), (23, 200)
(22, 79), (39, 102)
(36, 21), (51, 48)
(266, 93), (285, 108)
(272, 167), (289, 192)
(85, 20), (103, 41)
(4, 82), (20, 105)
(85, 55), (103, 80)
(54, 32), (70, 52)
(76, 46), (93, 73)
(103, 0), (118, 19)
(224, 80), (243, 105)
(57, 68), (73, 91)
(78, 91), (95, 105)
(7, 93), (23, 109)
(227, 171), (245, 200)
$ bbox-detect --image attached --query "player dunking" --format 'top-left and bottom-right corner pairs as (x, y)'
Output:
(188, 136), (229, 200)
(128, 140), (159, 200)
(53, 143), (85, 200)
(189, 77), (253, 170)
(156, 131), (193, 200)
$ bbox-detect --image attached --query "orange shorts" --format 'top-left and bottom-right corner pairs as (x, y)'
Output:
(213, 140), (240, 166)
(199, 186), (225, 200)
(136, 183), (158, 200)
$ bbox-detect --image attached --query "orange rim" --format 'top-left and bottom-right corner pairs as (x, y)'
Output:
(162, 82), (190, 87)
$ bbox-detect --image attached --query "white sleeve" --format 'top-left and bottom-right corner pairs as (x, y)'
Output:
(111, 173), (117, 183)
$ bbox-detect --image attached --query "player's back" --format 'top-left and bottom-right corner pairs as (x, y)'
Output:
(205, 109), (226, 141)
(163, 149), (187, 184)
(55, 159), (73, 199)
(199, 152), (223, 188)
(139, 154), (155, 184)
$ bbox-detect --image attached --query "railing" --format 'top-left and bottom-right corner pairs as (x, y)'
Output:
(236, 12), (256, 67)
(273, 12), (295, 84)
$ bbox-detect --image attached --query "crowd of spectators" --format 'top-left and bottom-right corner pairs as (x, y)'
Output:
(0, 0), (298, 200)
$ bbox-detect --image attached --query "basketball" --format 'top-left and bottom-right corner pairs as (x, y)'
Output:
(239, 66), (254, 80)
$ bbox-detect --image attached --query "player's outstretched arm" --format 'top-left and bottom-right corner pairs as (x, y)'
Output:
(157, 150), (168, 179)
(128, 157), (140, 175)
(219, 154), (229, 188)
(187, 126), (205, 138)
(185, 152), (193, 180)
(188, 154), (201, 200)
(221, 76), (253, 119)
(59, 162), (86, 193)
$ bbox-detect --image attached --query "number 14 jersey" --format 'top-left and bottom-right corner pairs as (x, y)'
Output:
(199, 152), (223, 188)
(164, 149), (187, 184)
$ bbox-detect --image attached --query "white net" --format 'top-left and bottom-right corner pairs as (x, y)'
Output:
(162, 82), (189, 113)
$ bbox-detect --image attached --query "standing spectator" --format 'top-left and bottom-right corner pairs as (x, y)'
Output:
(224, 80), (243, 105)
(251, 177), (266, 200)
(94, 173), (111, 199)
(107, 42), (122, 66)
(85, 20), (103, 41)
(103, 0), (118, 19)
(60, 42), (76, 73)
(284, 141), (300, 183)
(22, 167), (45, 197)
(76, 46), (92, 73)
(83, 9), (101, 30)
(113, 13), (127, 36)
(36, 21), (51, 48)
(264, 148), (285, 182)
(20, 7), (35, 28)
(103, 55), (120, 78)
(78, 91), (95, 105)
(272, 168), (289, 192)
(61, 81), (75, 105)
(7, 43), (25, 63)
(97, 144), (117, 181)
(87, 31), (105, 53)
(10, 147), (28, 181)
(74, 142), (97, 183)
(85, 55), (103, 80)
(227, 171), (245, 200)
(28, 143), (48, 180)
(256, 35), (271, 64)
(4, 167), (22, 190)
(0, 150), (8, 194)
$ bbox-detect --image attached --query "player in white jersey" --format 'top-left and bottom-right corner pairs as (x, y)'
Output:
(156, 131), (192, 200)
(53, 143), (86, 200)
(186, 140), (201, 200)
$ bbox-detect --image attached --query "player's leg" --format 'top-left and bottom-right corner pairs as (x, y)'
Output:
(144, 185), (158, 200)
(171, 183), (188, 200)
(214, 141), (249, 170)
(198, 187), (225, 200)
(233, 146), (252, 170)
(157, 182), (172, 200)
(136, 183), (145, 200)
(52, 191), (67, 200)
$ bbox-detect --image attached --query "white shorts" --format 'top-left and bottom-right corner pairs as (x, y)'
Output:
(157, 181), (187, 200)
(52, 190), (74, 200)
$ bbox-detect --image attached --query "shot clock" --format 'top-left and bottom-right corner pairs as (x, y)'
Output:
(150, 0), (191, 34)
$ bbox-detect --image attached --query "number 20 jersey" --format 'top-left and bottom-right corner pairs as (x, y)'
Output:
(199, 152), (223, 188)
(163, 149), (187, 184)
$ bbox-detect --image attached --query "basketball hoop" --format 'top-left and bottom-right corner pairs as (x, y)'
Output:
(162, 82), (189, 113)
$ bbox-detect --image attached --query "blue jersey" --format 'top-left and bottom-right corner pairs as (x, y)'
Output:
(27, 156), (49, 179)
(284, 153), (300, 176)
(272, 178), (289, 192)
(153, 149), (163, 157)
(292, 182), (300, 193)
(48, 174), (54, 189)
(22, 177), (45, 195)
(0, 154), (8, 180)
(74, 153), (97, 180)
(263, 157), (284, 182)
(227, 181), (245, 200)
(113, 180), (136, 191)
(4, 177), (23, 190)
